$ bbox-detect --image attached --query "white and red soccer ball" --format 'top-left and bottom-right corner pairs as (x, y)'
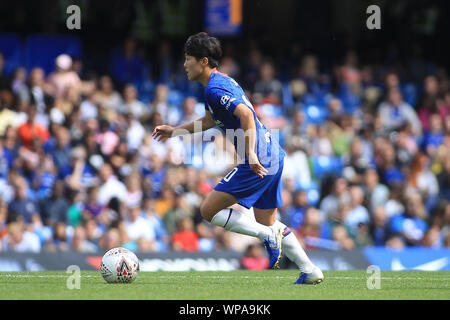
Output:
(100, 247), (139, 283)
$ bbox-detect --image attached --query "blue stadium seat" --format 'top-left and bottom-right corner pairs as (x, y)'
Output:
(401, 83), (417, 107)
(304, 104), (329, 124)
(25, 35), (82, 75)
(167, 89), (185, 108)
(110, 47), (149, 86)
(136, 79), (155, 103)
(0, 33), (23, 75)
(281, 82), (294, 112)
(312, 155), (342, 179)
(297, 180), (321, 207)
(303, 93), (318, 105)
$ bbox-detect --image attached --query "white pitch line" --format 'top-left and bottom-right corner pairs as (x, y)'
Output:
(0, 274), (449, 281)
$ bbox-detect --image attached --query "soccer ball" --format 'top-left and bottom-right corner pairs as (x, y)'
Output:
(100, 247), (139, 283)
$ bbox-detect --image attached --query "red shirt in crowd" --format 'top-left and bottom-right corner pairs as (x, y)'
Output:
(17, 122), (50, 149)
(172, 230), (199, 252)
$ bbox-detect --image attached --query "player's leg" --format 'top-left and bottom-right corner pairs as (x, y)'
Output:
(253, 207), (315, 272)
(200, 190), (282, 245)
(254, 207), (324, 284)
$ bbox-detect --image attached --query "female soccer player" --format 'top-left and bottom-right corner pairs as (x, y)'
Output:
(152, 32), (323, 284)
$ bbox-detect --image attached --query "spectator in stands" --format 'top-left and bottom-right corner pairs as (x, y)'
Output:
(123, 204), (155, 252)
(240, 243), (269, 270)
(111, 37), (149, 86)
(154, 40), (173, 84)
(378, 87), (422, 137)
(180, 96), (199, 124)
(149, 84), (180, 126)
(120, 84), (147, 119)
(27, 67), (53, 114)
(71, 225), (98, 252)
(437, 156), (450, 201)
(1, 221), (41, 252)
(422, 113), (445, 157)
(283, 110), (308, 141)
(253, 60), (283, 105)
(8, 176), (39, 225)
(376, 140), (406, 187)
(67, 191), (84, 227)
(242, 47), (263, 91)
(46, 125), (71, 175)
(48, 54), (81, 99)
(342, 138), (373, 184)
(94, 75), (123, 112)
(296, 207), (322, 250)
(362, 168), (389, 212)
(97, 163), (127, 206)
(288, 190), (309, 230)
(143, 154), (168, 200)
(277, 189), (294, 227)
(45, 221), (69, 252)
(38, 179), (69, 226)
(331, 224), (355, 250)
(417, 75), (446, 131)
(311, 125), (334, 157)
(281, 139), (311, 188)
(143, 197), (169, 251)
(369, 206), (390, 246)
(172, 216), (199, 252)
(164, 191), (192, 235)
(11, 67), (28, 103)
(388, 191), (428, 246)
(406, 152), (439, 212)
(98, 227), (122, 251)
(345, 186), (370, 238)
(17, 104), (50, 150)
(328, 97), (345, 125)
(219, 56), (241, 80)
(319, 177), (351, 222)
(0, 197), (7, 250)
(0, 93), (17, 137)
(394, 127), (418, 167)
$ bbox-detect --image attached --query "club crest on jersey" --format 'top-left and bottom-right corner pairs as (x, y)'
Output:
(220, 95), (230, 106)
(220, 95), (236, 110)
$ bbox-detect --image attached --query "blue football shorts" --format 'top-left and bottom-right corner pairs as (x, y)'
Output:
(213, 158), (284, 209)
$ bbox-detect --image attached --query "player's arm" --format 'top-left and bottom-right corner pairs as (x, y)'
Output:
(233, 103), (268, 178)
(152, 110), (216, 142)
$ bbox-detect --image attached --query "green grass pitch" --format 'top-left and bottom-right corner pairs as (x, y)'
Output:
(0, 270), (449, 300)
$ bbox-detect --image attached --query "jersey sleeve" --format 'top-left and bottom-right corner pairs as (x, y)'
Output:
(205, 87), (243, 115)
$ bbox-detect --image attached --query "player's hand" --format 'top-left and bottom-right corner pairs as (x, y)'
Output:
(248, 152), (268, 178)
(152, 125), (174, 142)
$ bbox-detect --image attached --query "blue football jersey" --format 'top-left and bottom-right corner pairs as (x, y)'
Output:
(204, 70), (286, 167)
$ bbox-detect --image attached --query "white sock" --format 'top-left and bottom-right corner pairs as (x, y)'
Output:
(211, 208), (272, 241)
(273, 220), (315, 273)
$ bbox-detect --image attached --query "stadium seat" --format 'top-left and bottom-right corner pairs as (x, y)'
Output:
(281, 82), (294, 113)
(25, 35), (82, 75)
(304, 104), (329, 124)
(0, 33), (23, 75)
(312, 155), (343, 179)
(402, 83), (418, 106)
(110, 47), (149, 86)
(136, 79), (155, 103)
(297, 180), (321, 207)
(167, 89), (185, 108)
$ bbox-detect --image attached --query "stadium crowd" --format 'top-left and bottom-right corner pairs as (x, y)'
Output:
(0, 37), (449, 257)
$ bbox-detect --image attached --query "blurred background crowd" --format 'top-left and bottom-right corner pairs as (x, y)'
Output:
(0, 1), (449, 266)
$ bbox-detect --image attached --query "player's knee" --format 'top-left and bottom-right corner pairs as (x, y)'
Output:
(199, 202), (214, 222)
